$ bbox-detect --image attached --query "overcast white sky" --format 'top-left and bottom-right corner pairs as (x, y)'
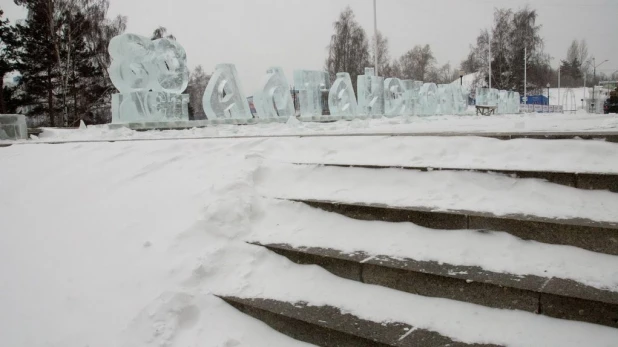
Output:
(2, 0), (617, 92)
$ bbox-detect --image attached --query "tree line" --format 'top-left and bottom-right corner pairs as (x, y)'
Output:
(1, 0), (127, 127)
(325, 6), (612, 97)
(324, 7), (459, 93)
(0, 3), (613, 127)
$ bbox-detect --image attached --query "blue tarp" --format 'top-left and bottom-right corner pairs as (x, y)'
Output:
(521, 95), (548, 105)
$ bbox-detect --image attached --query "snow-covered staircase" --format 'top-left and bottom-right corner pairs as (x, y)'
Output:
(221, 134), (618, 346)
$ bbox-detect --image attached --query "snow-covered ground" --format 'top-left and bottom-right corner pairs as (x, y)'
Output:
(2, 131), (618, 346)
(2, 112), (617, 145)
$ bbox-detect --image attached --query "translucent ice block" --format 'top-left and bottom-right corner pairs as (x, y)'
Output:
(489, 89), (500, 107)
(384, 78), (406, 116)
(0, 114), (28, 140)
(402, 80), (422, 116)
(254, 67), (294, 118)
(357, 67), (384, 116)
(202, 64), (252, 119)
(452, 85), (468, 114)
(476, 87), (488, 106)
(108, 34), (154, 93)
(328, 72), (357, 117)
(512, 92), (521, 113)
(150, 38), (190, 94)
(419, 83), (438, 115)
(497, 90), (509, 114)
(111, 91), (189, 123)
(293, 70), (330, 117)
(108, 34), (189, 95)
(437, 84), (454, 115)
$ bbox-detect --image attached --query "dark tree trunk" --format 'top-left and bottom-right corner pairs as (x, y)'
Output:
(0, 78), (5, 114)
(47, 66), (54, 127)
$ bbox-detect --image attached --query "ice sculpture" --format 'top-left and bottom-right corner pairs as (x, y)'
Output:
(293, 70), (330, 117)
(357, 68), (384, 116)
(112, 92), (188, 122)
(328, 72), (357, 117)
(437, 84), (455, 115)
(254, 67), (294, 118)
(419, 83), (438, 115)
(489, 89), (500, 106)
(402, 80), (422, 116)
(498, 90), (509, 114)
(383, 78), (406, 116)
(475, 87), (488, 106)
(512, 92), (521, 113)
(202, 64), (252, 119)
(0, 114), (28, 140)
(151, 39), (190, 94)
(108, 33), (190, 123)
(453, 85), (468, 114)
(505, 91), (515, 113)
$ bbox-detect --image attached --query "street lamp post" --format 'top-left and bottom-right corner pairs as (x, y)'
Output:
(523, 46), (527, 103)
(593, 58), (609, 85)
(488, 35), (492, 89)
(592, 58), (609, 113)
(373, 0), (378, 76)
(547, 83), (550, 105)
(558, 65), (561, 108)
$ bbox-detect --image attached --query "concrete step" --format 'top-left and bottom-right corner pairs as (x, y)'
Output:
(251, 242), (618, 328)
(292, 163), (618, 193)
(220, 296), (500, 347)
(289, 199), (618, 256)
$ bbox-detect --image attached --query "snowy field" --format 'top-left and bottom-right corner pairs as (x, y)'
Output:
(2, 112), (618, 145)
(2, 115), (618, 346)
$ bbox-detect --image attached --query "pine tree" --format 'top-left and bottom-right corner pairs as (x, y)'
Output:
(14, 2), (60, 126)
(0, 9), (18, 114)
(13, 0), (126, 126)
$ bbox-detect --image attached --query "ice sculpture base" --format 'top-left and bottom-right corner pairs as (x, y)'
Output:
(111, 92), (189, 124)
(108, 117), (292, 131)
(0, 114), (28, 140)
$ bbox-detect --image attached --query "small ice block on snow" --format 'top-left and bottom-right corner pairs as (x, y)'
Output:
(0, 114), (28, 140)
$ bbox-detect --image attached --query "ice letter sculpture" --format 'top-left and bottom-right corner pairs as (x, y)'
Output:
(108, 33), (189, 123)
(254, 67), (294, 118)
(384, 78), (406, 117)
(419, 83), (438, 115)
(498, 90), (509, 114)
(489, 89), (500, 107)
(437, 84), (454, 115)
(402, 80), (422, 116)
(328, 72), (357, 117)
(476, 87), (488, 106)
(357, 68), (384, 116)
(294, 70), (330, 118)
(202, 64), (252, 120)
(510, 92), (521, 113)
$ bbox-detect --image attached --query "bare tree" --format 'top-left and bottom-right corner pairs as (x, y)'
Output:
(464, 6), (546, 93)
(186, 65), (210, 120)
(381, 59), (401, 78)
(398, 44), (435, 81)
(369, 31), (390, 76)
(324, 7), (370, 92)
